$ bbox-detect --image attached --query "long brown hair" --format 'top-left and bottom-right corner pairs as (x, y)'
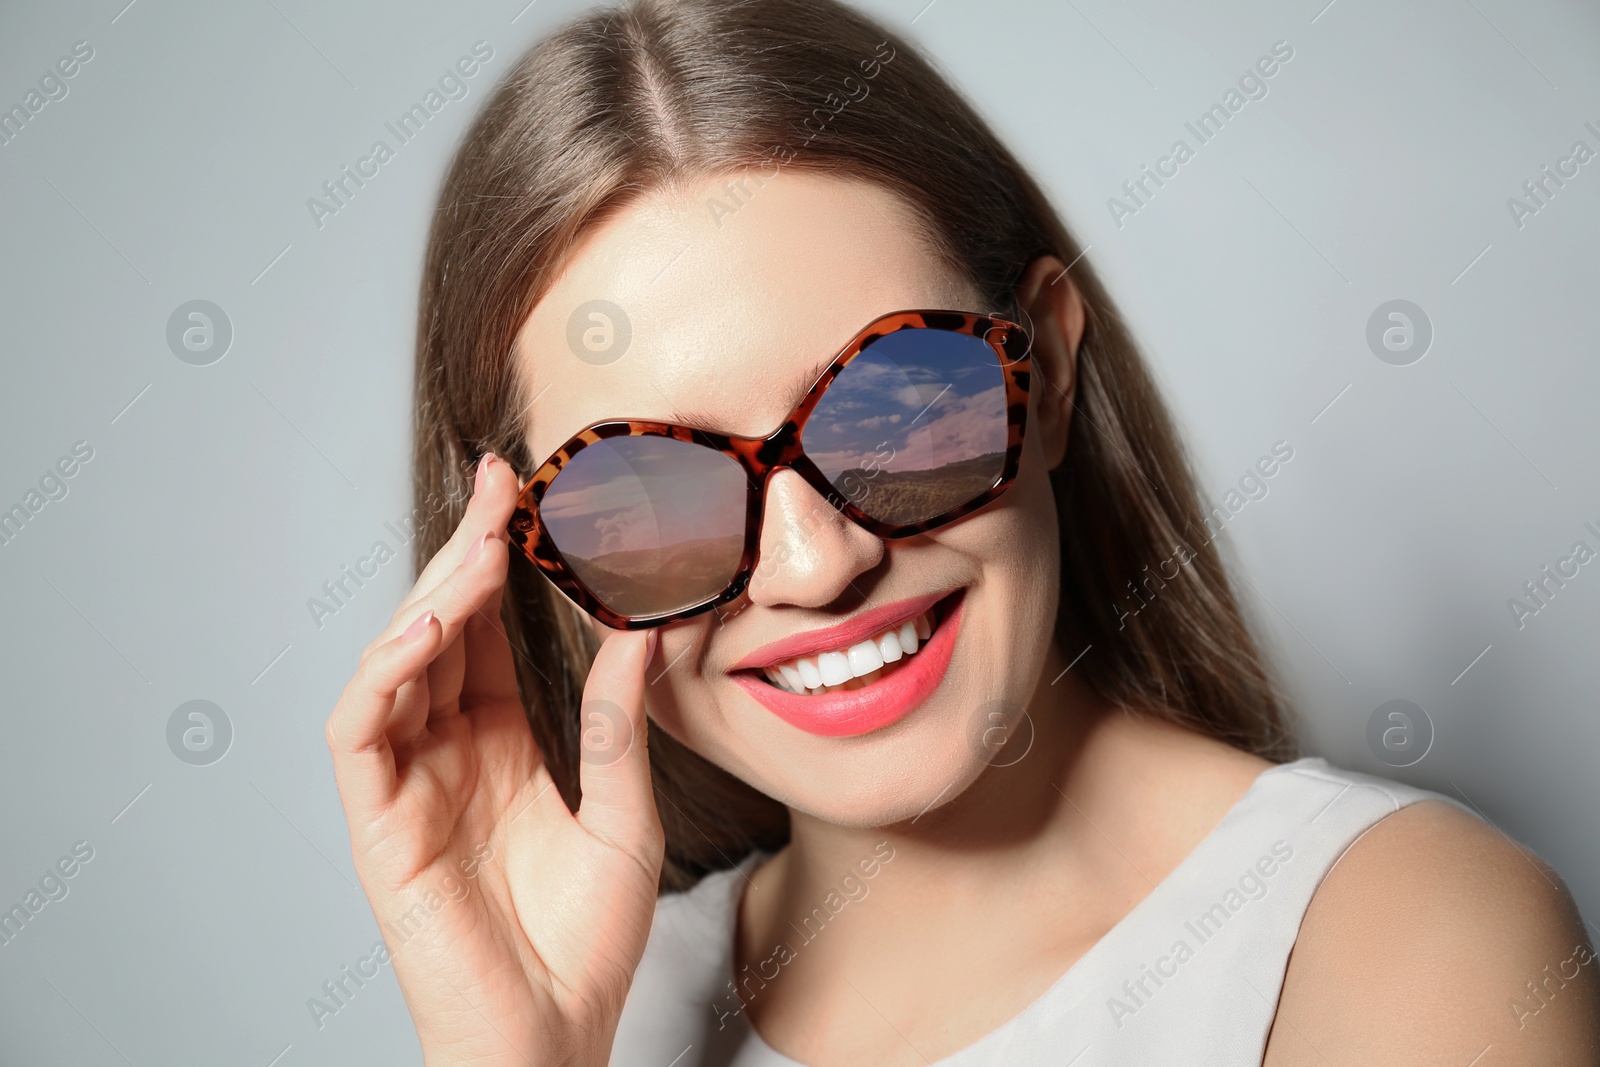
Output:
(411, 0), (1296, 892)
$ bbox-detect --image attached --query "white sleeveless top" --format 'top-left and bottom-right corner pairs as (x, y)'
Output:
(610, 757), (1459, 1066)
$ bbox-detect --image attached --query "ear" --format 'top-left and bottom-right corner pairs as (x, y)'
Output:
(1014, 255), (1085, 472)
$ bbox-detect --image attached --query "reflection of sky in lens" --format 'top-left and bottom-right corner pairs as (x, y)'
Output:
(542, 437), (746, 559)
(805, 330), (1005, 475)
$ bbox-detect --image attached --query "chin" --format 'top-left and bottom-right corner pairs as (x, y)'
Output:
(761, 737), (1000, 829)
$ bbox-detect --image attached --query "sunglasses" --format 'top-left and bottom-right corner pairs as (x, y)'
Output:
(506, 308), (1032, 629)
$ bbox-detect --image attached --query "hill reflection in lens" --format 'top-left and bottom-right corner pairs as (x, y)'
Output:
(805, 329), (1006, 525)
(539, 435), (748, 618)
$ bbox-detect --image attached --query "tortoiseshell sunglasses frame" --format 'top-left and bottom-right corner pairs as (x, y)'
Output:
(506, 308), (1033, 629)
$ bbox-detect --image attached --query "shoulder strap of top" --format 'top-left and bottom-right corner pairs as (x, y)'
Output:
(946, 757), (1463, 1066)
(612, 760), (1464, 1067)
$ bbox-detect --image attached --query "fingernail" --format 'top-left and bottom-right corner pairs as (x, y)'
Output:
(644, 626), (660, 665)
(465, 530), (488, 564)
(474, 451), (497, 496)
(402, 610), (434, 642)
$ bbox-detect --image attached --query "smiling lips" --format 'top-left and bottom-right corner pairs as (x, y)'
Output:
(759, 606), (935, 694)
(730, 590), (964, 738)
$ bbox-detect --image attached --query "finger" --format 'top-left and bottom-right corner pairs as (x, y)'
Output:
(575, 628), (663, 856)
(457, 560), (520, 709)
(422, 617), (466, 730)
(449, 577), (539, 791)
(423, 533), (515, 727)
(391, 663), (438, 749)
(389, 534), (513, 741)
(326, 610), (443, 816)
(381, 524), (511, 692)
(397, 453), (520, 616)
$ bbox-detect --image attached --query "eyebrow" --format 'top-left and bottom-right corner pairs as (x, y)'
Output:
(665, 352), (837, 437)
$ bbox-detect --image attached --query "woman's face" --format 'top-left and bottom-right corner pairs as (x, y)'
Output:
(515, 172), (1073, 828)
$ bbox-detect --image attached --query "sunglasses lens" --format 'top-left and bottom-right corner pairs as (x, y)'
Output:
(805, 326), (1009, 526)
(540, 435), (748, 618)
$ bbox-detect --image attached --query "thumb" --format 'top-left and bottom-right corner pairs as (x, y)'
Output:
(575, 628), (663, 857)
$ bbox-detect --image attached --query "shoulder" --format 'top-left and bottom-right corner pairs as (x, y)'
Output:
(1266, 797), (1600, 1065)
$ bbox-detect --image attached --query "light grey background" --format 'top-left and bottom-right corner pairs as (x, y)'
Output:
(2, 0), (1596, 1062)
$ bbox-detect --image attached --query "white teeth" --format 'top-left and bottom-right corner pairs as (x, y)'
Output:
(762, 665), (809, 694)
(795, 657), (823, 689)
(898, 620), (919, 656)
(817, 650), (852, 687)
(847, 640), (884, 676)
(758, 608), (937, 694)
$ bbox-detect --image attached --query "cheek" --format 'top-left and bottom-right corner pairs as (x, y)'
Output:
(922, 433), (1062, 688)
(978, 426), (1063, 608)
(950, 431), (1064, 715)
(1013, 434), (1063, 560)
(637, 620), (714, 744)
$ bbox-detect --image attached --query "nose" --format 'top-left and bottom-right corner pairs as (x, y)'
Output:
(746, 468), (884, 609)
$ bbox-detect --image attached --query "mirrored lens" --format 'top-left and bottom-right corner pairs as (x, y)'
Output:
(805, 327), (1008, 526)
(539, 435), (748, 618)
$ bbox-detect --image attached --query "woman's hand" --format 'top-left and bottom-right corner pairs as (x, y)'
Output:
(325, 454), (665, 1067)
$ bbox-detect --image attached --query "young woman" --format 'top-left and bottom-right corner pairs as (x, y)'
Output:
(324, 1), (1599, 1063)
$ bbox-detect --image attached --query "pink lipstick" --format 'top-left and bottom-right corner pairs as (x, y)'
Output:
(731, 589), (964, 737)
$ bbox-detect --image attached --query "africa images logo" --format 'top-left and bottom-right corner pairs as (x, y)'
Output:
(305, 42), (494, 230)
(1107, 40), (1295, 229)
(1105, 840), (1294, 1028)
